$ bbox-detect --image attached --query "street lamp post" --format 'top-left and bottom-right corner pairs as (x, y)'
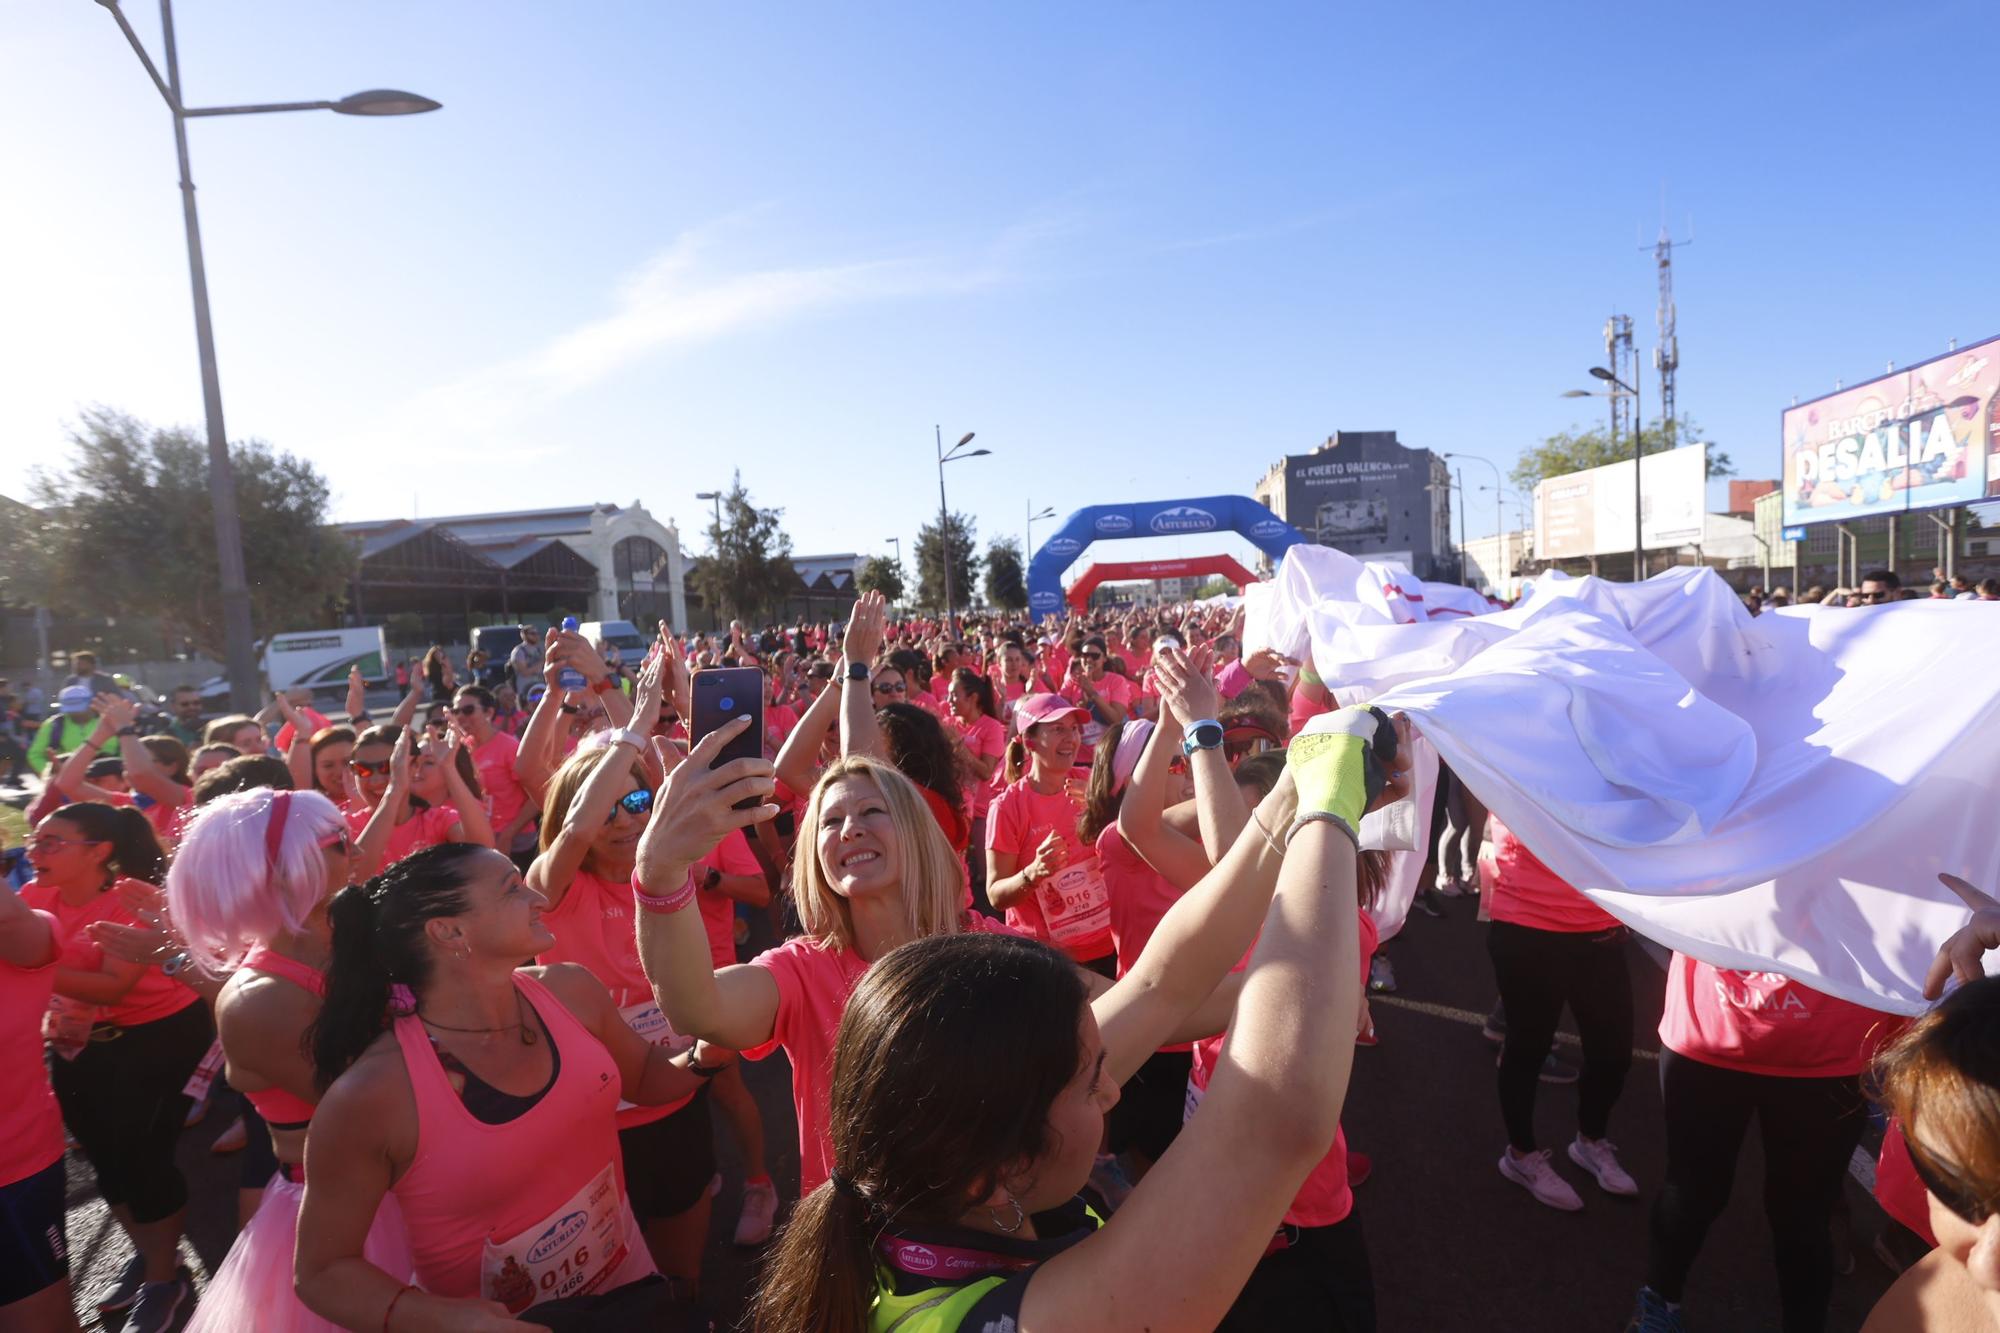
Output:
(1589, 366), (1645, 580)
(935, 426), (989, 621)
(1025, 503), (1055, 566)
(1425, 477), (1470, 586)
(1444, 452), (1505, 558)
(95, 0), (438, 712)
(695, 490), (725, 546)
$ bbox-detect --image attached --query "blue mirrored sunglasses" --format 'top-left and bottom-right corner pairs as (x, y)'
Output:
(611, 788), (653, 820)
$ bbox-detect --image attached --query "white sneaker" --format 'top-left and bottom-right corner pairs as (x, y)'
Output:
(1498, 1147), (1583, 1211)
(1568, 1135), (1639, 1196)
(734, 1179), (778, 1246)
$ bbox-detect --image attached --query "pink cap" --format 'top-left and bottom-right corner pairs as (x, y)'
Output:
(1015, 692), (1089, 730)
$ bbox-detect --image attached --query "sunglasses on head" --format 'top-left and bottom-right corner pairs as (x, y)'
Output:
(1907, 1141), (1996, 1225)
(349, 758), (392, 776)
(609, 788), (653, 821)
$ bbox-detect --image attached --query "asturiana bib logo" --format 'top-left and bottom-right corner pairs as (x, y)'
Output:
(1149, 506), (1218, 534)
(1094, 513), (1134, 534)
(895, 1243), (940, 1273)
(527, 1210), (590, 1264)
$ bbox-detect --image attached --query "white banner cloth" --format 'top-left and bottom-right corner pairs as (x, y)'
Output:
(1250, 545), (2000, 1013)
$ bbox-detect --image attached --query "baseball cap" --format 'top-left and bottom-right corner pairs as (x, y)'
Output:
(57, 685), (93, 714)
(1014, 693), (1089, 730)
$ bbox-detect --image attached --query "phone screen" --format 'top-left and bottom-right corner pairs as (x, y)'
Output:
(689, 667), (766, 797)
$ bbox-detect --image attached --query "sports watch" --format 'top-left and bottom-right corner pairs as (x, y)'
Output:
(846, 661), (871, 682)
(1181, 719), (1225, 757)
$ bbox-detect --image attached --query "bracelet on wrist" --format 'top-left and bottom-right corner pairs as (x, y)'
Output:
(633, 870), (700, 915)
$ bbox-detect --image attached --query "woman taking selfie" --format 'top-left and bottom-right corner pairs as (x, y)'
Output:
(751, 705), (1409, 1332)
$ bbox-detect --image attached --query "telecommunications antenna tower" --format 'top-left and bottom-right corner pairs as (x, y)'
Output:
(1646, 206), (1692, 448)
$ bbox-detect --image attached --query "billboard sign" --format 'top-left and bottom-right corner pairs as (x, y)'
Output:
(1781, 335), (2000, 528)
(1533, 443), (1707, 561)
(1279, 438), (1439, 574)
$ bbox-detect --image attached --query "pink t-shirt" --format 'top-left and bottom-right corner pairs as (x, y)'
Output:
(696, 830), (762, 971)
(929, 673), (953, 701)
(470, 731), (529, 831)
(764, 703), (800, 752)
(1097, 824), (1191, 1054)
(536, 868), (692, 1126)
(1214, 660), (1253, 700)
(345, 801), (462, 867)
(1, 910), (65, 1188)
(1657, 952), (1906, 1079)
(1189, 910), (1379, 1228)
(985, 775), (1114, 963)
(273, 707), (334, 753)
(1060, 672), (1137, 749)
(953, 714), (1007, 818)
(1480, 819), (1620, 934)
(21, 878), (202, 1028)
(745, 915), (1021, 1197)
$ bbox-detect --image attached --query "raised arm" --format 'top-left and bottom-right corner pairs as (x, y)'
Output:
(53, 696), (127, 802)
(633, 721), (787, 1052)
(274, 693), (315, 793)
(349, 729), (412, 880)
(774, 672), (841, 798)
(837, 591), (890, 762)
(432, 731), (496, 849)
(1152, 645), (1252, 864)
(512, 646), (577, 806)
(1114, 714), (1211, 891)
(525, 729), (646, 910)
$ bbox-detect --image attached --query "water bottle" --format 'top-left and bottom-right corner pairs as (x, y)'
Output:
(557, 616), (587, 691)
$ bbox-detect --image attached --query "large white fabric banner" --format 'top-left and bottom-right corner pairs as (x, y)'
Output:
(1249, 544), (2000, 1013)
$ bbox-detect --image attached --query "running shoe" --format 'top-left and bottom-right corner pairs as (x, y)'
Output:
(734, 1178), (778, 1246)
(1497, 1148), (1583, 1211)
(1624, 1286), (1685, 1332)
(1567, 1135), (1639, 1196)
(1437, 875), (1471, 898)
(1367, 955), (1397, 994)
(1413, 884), (1446, 918)
(1492, 1047), (1581, 1085)
(125, 1272), (193, 1333)
(93, 1253), (147, 1313)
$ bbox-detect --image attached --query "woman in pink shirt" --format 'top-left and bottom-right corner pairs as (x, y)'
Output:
(0, 880), (71, 1332)
(986, 694), (1117, 975)
(945, 668), (1007, 913)
(635, 744), (1014, 1199)
(296, 842), (717, 1328)
(1482, 817), (1639, 1212)
(167, 787), (414, 1333)
(341, 725), (494, 877)
(525, 663), (727, 1298)
(1630, 950), (1904, 1331)
(22, 803), (211, 1329)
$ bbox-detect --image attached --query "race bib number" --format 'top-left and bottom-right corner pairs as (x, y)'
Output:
(614, 998), (693, 1112)
(44, 995), (96, 1062)
(1038, 860), (1111, 948)
(480, 1161), (629, 1313)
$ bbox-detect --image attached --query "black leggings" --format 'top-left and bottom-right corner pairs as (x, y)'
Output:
(1647, 1050), (1866, 1333)
(48, 1000), (213, 1224)
(1218, 1210), (1375, 1332)
(1487, 921), (1633, 1150)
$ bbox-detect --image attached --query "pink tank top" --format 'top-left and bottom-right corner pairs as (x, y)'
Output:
(390, 971), (633, 1298)
(237, 947), (324, 1128)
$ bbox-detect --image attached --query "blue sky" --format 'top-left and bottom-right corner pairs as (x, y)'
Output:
(7, 0), (1996, 581)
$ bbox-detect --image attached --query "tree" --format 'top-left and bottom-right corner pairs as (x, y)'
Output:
(1510, 416), (1733, 491)
(914, 511), (979, 613)
(17, 407), (356, 659)
(1194, 576), (1236, 600)
(984, 536), (1027, 611)
(857, 555), (906, 603)
(690, 470), (797, 621)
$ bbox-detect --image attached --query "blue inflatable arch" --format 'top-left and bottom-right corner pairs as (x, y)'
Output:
(1026, 495), (1309, 615)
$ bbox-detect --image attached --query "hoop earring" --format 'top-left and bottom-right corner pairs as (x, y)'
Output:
(988, 1192), (1025, 1234)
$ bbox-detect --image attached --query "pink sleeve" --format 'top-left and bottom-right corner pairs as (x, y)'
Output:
(1214, 660), (1252, 700)
(428, 804), (464, 840)
(714, 828), (762, 877)
(742, 940), (804, 1061)
(986, 787), (1026, 855)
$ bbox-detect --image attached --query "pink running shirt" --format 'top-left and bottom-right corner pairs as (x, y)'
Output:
(1657, 952), (1905, 1079)
(0, 910), (64, 1188)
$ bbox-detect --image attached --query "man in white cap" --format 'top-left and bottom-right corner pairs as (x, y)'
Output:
(26, 685), (99, 774)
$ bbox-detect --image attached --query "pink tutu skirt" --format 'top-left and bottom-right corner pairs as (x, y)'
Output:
(187, 1172), (414, 1333)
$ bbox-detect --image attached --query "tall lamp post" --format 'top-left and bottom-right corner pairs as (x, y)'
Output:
(1025, 503), (1055, 565)
(94, 0), (438, 712)
(1443, 452), (1505, 555)
(1587, 366), (1645, 580)
(695, 490), (725, 545)
(935, 427), (989, 620)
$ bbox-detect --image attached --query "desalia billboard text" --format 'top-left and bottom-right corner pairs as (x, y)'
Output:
(1782, 333), (2000, 529)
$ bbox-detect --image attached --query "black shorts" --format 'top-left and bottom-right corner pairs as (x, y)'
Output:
(0, 1157), (68, 1305)
(1107, 1048), (1194, 1162)
(619, 1087), (715, 1221)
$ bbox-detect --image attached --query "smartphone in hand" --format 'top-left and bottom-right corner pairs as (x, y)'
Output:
(690, 667), (766, 807)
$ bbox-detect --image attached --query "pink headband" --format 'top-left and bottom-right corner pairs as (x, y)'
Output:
(1111, 719), (1155, 794)
(263, 790), (292, 877)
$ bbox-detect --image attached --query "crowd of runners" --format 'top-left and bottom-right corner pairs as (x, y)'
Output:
(5, 584), (2000, 1332)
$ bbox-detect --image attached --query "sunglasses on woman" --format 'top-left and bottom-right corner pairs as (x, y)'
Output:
(349, 759), (392, 776)
(608, 789), (653, 822)
(872, 680), (907, 695)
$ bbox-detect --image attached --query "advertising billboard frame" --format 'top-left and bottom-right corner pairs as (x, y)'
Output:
(1532, 441), (1708, 562)
(1780, 332), (2000, 530)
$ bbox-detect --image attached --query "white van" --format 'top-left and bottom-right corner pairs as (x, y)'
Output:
(265, 627), (390, 692)
(577, 620), (649, 661)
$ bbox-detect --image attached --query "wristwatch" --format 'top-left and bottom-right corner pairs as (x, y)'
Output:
(161, 950), (193, 977)
(845, 661), (871, 682)
(1181, 719), (1225, 757)
(605, 727), (644, 751)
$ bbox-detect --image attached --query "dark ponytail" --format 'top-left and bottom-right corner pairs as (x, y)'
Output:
(51, 801), (168, 885)
(309, 842), (487, 1090)
(950, 666), (998, 720)
(753, 932), (1086, 1333)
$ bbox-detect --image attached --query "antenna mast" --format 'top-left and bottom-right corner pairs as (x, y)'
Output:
(1648, 215), (1692, 447)
(1604, 314), (1636, 445)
